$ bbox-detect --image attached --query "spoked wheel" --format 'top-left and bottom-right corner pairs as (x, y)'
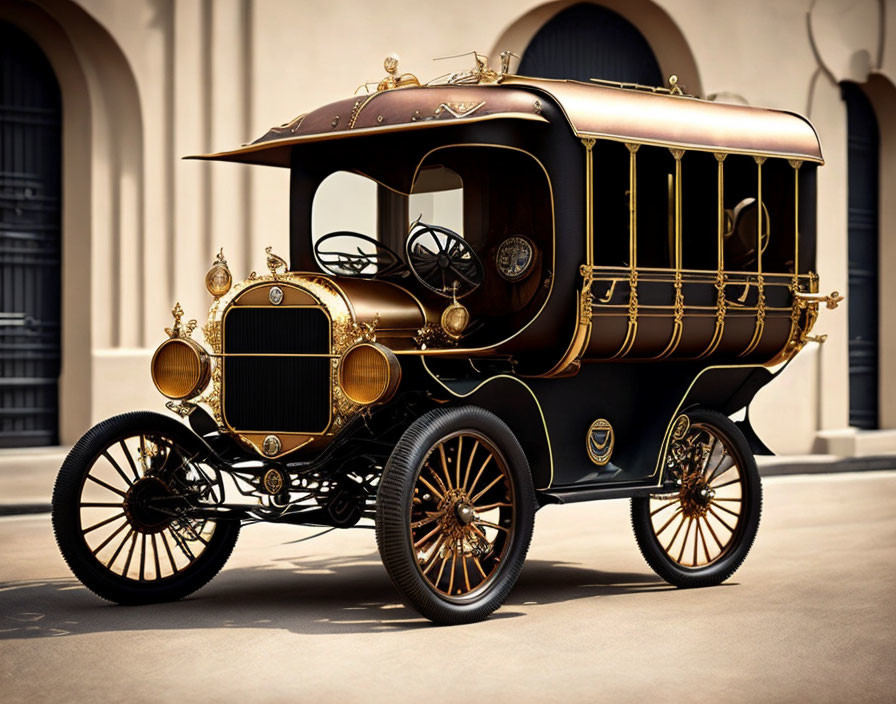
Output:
(631, 409), (761, 588)
(377, 406), (535, 625)
(52, 412), (240, 604)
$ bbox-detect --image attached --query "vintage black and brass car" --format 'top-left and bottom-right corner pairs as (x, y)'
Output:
(53, 55), (841, 624)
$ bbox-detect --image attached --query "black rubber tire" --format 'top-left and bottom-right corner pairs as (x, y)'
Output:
(376, 405), (536, 625)
(631, 408), (762, 588)
(52, 411), (240, 605)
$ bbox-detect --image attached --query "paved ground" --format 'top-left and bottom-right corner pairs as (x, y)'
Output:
(0, 471), (894, 703)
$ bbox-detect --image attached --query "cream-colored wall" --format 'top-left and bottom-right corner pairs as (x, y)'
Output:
(10, 0), (893, 454)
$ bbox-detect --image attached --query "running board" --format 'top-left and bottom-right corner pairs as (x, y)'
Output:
(537, 481), (677, 506)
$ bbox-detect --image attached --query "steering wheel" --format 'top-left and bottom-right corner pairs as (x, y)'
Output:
(314, 232), (406, 278)
(405, 222), (483, 298)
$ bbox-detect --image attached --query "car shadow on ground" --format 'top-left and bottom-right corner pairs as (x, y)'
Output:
(0, 552), (671, 639)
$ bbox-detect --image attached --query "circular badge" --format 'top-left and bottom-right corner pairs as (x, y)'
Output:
(205, 264), (232, 298)
(495, 236), (536, 282)
(586, 418), (614, 466)
(671, 414), (691, 441)
(262, 434), (282, 456)
(268, 286), (284, 305)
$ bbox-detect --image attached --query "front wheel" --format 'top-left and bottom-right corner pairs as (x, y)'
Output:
(631, 409), (762, 588)
(376, 406), (536, 625)
(52, 411), (240, 605)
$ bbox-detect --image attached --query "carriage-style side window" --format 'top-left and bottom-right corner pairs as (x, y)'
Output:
(311, 171), (379, 271)
(592, 140), (629, 266)
(760, 158), (797, 274)
(634, 145), (676, 269)
(409, 165), (464, 236)
(680, 151), (719, 271)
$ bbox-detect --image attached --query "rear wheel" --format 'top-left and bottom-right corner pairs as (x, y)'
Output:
(631, 409), (761, 588)
(52, 412), (240, 604)
(376, 406), (535, 624)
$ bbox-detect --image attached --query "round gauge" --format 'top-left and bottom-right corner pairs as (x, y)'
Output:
(495, 236), (536, 282)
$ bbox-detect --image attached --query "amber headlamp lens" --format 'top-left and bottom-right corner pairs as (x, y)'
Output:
(339, 343), (400, 406)
(151, 339), (210, 400)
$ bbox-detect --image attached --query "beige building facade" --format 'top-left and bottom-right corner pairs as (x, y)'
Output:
(1, 0), (894, 456)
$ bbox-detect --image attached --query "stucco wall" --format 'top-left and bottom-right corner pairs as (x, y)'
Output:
(7, 0), (894, 454)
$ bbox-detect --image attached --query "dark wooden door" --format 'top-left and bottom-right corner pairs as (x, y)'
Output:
(518, 3), (662, 85)
(842, 82), (879, 429)
(0, 22), (62, 447)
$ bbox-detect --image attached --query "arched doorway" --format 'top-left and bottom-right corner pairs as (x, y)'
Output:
(518, 3), (662, 85)
(842, 81), (880, 429)
(0, 22), (62, 447)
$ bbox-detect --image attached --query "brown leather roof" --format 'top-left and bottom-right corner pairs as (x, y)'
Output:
(187, 77), (822, 167)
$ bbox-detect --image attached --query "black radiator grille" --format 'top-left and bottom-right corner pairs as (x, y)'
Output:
(222, 307), (331, 433)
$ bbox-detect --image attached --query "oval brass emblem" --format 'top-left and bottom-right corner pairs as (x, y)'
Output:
(586, 418), (614, 466)
(262, 434), (281, 456)
(263, 468), (285, 494)
(269, 286), (284, 305)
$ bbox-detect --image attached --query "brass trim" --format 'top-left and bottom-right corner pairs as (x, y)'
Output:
(695, 153), (728, 359)
(187, 112), (552, 163)
(652, 149), (685, 359)
(611, 143), (640, 359)
(421, 358), (554, 489)
(740, 156), (767, 357)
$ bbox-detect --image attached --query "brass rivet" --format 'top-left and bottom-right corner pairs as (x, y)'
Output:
(377, 115), (384, 124)
(331, 116), (340, 127)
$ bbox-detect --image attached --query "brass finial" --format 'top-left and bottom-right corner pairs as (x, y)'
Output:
(165, 302), (197, 339)
(265, 246), (288, 280)
(205, 247), (232, 298)
(668, 74), (683, 95)
(384, 53), (399, 75)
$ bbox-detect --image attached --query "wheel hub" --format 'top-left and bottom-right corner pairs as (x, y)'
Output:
(677, 473), (715, 518)
(124, 476), (175, 534)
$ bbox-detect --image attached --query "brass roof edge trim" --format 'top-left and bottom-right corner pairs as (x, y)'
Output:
(183, 113), (551, 163)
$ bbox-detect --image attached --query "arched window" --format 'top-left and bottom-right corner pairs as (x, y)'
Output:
(518, 3), (662, 85)
(842, 82), (880, 429)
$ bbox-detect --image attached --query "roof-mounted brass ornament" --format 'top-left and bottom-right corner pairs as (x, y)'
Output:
(265, 246), (288, 280)
(446, 51), (505, 85)
(205, 248), (232, 298)
(668, 75), (683, 95)
(165, 302), (197, 339)
(376, 54), (421, 92)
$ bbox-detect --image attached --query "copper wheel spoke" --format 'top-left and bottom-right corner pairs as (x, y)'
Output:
(462, 553), (471, 592)
(411, 510), (446, 529)
(697, 519), (712, 564)
(710, 477), (741, 489)
(711, 502), (741, 519)
(82, 512), (126, 535)
(434, 554), (449, 586)
(455, 436), (463, 488)
(664, 514), (687, 553)
(447, 551), (457, 594)
(650, 499), (679, 516)
(473, 556), (488, 579)
(713, 497), (743, 503)
(471, 474), (503, 504)
(120, 439), (141, 481)
(655, 507), (684, 536)
(151, 534), (161, 580)
(421, 537), (445, 576)
(427, 465), (448, 495)
(677, 517), (694, 563)
(102, 451), (134, 488)
(466, 454), (494, 497)
(106, 528), (134, 569)
(159, 530), (179, 574)
(708, 506), (736, 533)
(438, 444), (453, 490)
(462, 440), (479, 492)
(80, 502), (124, 508)
(414, 523), (443, 548)
(703, 515), (725, 550)
(472, 501), (511, 511)
(474, 519), (508, 533)
(122, 532), (138, 577)
(91, 520), (129, 556)
(139, 534), (147, 581)
(418, 476), (444, 501)
(86, 474), (127, 498)
(707, 456), (735, 484)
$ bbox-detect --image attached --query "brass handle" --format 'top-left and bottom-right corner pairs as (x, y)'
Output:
(794, 291), (844, 310)
(806, 334), (828, 344)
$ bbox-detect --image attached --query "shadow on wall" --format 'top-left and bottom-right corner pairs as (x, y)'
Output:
(0, 552), (669, 638)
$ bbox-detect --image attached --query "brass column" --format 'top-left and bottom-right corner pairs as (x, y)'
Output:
(612, 143), (640, 358)
(741, 155), (767, 357)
